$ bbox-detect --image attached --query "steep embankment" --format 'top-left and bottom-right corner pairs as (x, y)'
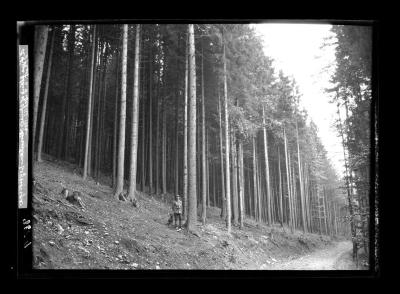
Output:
(32, 157), (351, 270)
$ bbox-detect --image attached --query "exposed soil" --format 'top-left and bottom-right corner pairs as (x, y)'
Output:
(32, 156), (357, 270)
(269, 241), (354, 270)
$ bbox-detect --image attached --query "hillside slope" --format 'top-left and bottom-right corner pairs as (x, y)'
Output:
(32, 157), (345, 270)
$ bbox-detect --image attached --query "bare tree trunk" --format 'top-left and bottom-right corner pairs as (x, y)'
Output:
(155, 70), (160, 196)
(262, 105), (272, 225)
(278, 145), (284, 226)
(252, 135), (258, 221)
(222, 33), (231, 233)
(33, 25), (49, 159)
(162, 93), (167, 197)
(183, 34), (189, 219)
(186, 24), (197, 232)
(218, 92), (226, 219)
(141, 60), (146, 192)
(231, 132), (239, 226)
(127, 24), (141, 204)
(238, 139), (244, 229)
(296, 121), (307, 233)
(148, 46), (154, 195)
(112, 50), (120, 188)
(284, 127), (294, 233)
(83, 25), (97, 180)
(174, 53), (180, 196)
(206, 130), (210, 208)
(114, 24), (128, 198)
(37, 28), (55, 162)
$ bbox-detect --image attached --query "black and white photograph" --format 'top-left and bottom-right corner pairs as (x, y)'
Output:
(16, 20), (378, 275)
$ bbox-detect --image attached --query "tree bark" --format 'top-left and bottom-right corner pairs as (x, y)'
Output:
(186, 24), (197, 232)
(278, 145), (284, 226)
(201, 40), (207, 225)
(218, 92), (226, 219)
(222, 32), (231, 233)
(127, 24), (141, 204)
(231, 132), (239, 226)
(262, 105), (272, 225)
(33, 25), (49, 158)
(112, 50), (120, 188)
(238, 138), (245, 229)
(149, 45), (154, 195)
(37, 28), (55, 162)
(252, 135), (258, 221)
(114, 24), (128, 198)
(83, 25), (97, 180)
(183, 33), (189, 219)
(284, 127), (294, 233)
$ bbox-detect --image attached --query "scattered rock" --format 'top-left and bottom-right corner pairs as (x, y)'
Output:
(57, 224), (64, 234)
(118, 255), (123, 260)
(48, 241), (55, 246)
(131, 263), (138, 268)
(155, 265), (160, 270)
(114, 240), (119, 245)
(85, 231), (89, 235)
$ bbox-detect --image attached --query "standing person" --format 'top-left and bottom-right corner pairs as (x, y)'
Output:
(172, 195), (182, 231)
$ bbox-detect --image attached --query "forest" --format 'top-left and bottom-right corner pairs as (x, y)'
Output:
(30, 23), (373, 270)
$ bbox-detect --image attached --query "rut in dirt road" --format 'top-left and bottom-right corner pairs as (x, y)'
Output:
(269, 241), (355, 270)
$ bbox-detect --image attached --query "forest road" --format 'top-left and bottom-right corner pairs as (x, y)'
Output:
(269, 241), (354, 270)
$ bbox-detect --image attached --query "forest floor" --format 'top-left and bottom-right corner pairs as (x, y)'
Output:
(32, 156), (359, 270)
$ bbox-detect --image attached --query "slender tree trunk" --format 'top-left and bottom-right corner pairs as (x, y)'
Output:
(201, 41), (207, 225)
(183, 34), (189, 219)
(218, 92), (226, 219)
(149, 46), (154, 195)
(262, 106), (272, 225)
(95, 42), (106, 181)
(278, 145), (284, 226)
(127, 24), (141, 204)
(174, 54), (180, 196)
(33, 25), (49, 158)
(238, 139), (244, 229)
(231, 132), (239, 226)
(222, 33), (231, 233)
(37, 28), (55, 162)
(112, 50), (120, 188)
(252, 135), (258, 221)
(296, 121), (307, 233)
(206, 131), (210, 207)
(284, 127), (294, 233)
(186, 24), (197, 232)
(141, 60), (146, 192)
(162, 92), (167, 197)
(114, 24), (128, 198)
(83, 25), (97, 180)
(155, 70), (160, 196)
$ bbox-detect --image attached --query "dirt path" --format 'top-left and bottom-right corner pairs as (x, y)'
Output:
(269, 241), (354, 270)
